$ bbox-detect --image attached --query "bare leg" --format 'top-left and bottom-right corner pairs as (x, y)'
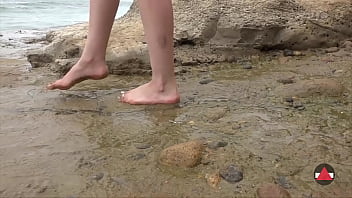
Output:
(47, 0), (119, 90)
(121, 0), (179, 104)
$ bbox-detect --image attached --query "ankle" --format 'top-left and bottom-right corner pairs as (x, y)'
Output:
(78, 56), (105, 66)
(150, 77), (177, 93)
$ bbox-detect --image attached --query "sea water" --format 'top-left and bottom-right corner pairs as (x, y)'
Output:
(0, 0), (133, 58)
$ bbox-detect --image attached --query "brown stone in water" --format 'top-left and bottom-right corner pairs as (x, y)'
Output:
(205, 172), (221, 188)
(257, 183), (291, 198)
(159, 140), (205, 168)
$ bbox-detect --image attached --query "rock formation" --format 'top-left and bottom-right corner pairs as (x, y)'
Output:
(27, 0), (352, 74)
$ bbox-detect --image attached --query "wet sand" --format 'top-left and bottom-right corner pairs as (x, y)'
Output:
(0, 49), (351, 197)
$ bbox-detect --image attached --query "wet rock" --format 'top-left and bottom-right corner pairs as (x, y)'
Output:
(199, 79), (214, 85)
(276, 176), (293, 189)
(284, 97), (294, 103)
(342, 40), (352, 49)
(37, 186), (47, 193)
(135, 143), (151, 150)
(219, 164), (243, 183)
(283, 50), (304, 57)
(275, 79), (344, 98)
(257, 183), (291, 198)
(204, 107), (229, 122)
(129, 153), (146, 160)
(332, 69), (344, 74)
(159, 140), (205, 168)
(52, 58), (78, 73)
(324, 47), (339, 53)
(90, 172), (104, 181)
(277, 78), (295, 84)
(27, 53), (54, 68)
(64, 45), (81, 58)
(242, 64), (253, 70)
(205, 172), (221, 188)
(207, 141), (228, 149)
(292, 101), (304, 109)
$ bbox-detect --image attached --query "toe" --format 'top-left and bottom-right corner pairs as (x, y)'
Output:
(119, 91), (128, 103)
(47, 82), (57, 90)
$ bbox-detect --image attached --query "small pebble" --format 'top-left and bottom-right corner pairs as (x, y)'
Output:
(37, 186), (47, 193)
(333, 70), (343, 74)
(205, 173), (221, 188)
(112, 177), (128, 186)
(242, 64), (253, 69)
(135, 143), (151, 149)
(293, 102), (304, 108)
(297, 106), (305, 111)
(283, 49), (303, 56)
(276, 176), (293, 189)
(207, 141), (228, 149)
(129, 153), (145, 160)
(284, 97), (294, 103)
(199, 79), (214, 84)
(325, 47), (339, 53)
(90, 172), (104, 181)
(277, 78), (294, 84)
(220, 164), (243, 183)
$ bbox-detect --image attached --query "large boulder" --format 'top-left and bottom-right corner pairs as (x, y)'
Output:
(27, 0), (352, 74)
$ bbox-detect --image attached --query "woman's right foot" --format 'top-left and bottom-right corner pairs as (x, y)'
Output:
(47, 59), (109, 90)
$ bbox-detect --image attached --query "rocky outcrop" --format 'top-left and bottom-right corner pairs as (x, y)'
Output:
(27, 0), (352, 75)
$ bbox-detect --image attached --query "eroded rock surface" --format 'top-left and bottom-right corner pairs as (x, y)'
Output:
(27, 0), (352, 75)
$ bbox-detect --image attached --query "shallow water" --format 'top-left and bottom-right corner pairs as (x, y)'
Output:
(0, 49), (351, 197)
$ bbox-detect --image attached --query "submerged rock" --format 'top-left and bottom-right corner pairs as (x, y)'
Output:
(277, 78), (295, 85)
(199, 79), (215, 85)
(207, 141), (228, 150)
(325, 47), (339, 53)
(275, 79), (344, 98)
(219, 164), (243, 183)
(283, 50), (304, 57)
(134, 143), (151, 150)
(257, 183), (291, 198)
(205, 172), (221, 188)
(90, 173), (104, 181)
(159, 140), (205, 168)
(276, 176), (293, 189)
(242, 64), (253, 70)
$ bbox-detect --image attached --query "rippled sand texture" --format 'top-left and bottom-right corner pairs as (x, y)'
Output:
(0, 48), (351, 197)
